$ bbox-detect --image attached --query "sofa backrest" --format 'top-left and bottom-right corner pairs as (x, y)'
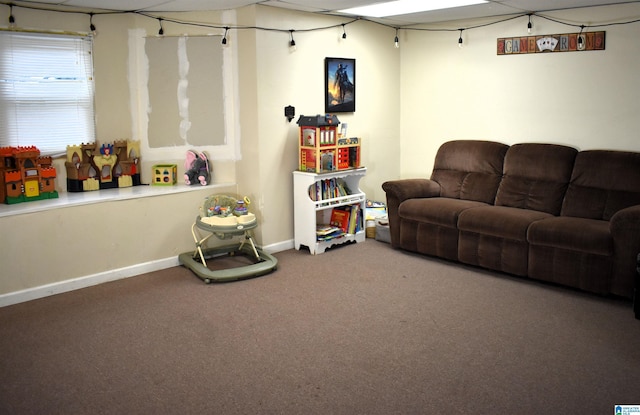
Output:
(561, 150), (640, 220)
(431, 140), (508, 204)
(495, 143), (578, 215)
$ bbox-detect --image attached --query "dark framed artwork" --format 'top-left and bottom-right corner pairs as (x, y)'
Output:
(325, 57), (355, 113)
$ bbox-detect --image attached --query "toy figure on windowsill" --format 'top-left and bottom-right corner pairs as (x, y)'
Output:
(94, 143), (117, 182)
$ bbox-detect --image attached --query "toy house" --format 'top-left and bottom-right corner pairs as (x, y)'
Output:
(0, 146), (58, 204)
(65, 140), (141, 192)
(297, 114), (361, 173)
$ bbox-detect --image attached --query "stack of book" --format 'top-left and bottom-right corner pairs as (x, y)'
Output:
(316, 225), (345, 241)
(316, 203), (363, 241)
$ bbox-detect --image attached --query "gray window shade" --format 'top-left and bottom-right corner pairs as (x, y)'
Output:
(0, 31), (95, 156)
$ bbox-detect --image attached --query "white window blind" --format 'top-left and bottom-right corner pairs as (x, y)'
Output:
(0, 31), (95, 156)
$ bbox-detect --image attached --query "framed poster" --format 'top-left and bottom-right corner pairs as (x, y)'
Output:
(325, 57), (355, 113)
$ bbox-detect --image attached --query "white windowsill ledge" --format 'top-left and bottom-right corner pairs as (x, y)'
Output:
(0, 182), (235, 218)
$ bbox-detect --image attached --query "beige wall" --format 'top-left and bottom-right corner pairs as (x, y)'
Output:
(399, 3), (640, 178)
(1, 186), (234, 295)
(0, 8), (242, 300)
(1, 3), (638, 301)
(247, 7), (401, 246)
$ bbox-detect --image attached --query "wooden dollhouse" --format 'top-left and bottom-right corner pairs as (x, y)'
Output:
(65, 140), (141, 192)
(0, 146), (58, 204)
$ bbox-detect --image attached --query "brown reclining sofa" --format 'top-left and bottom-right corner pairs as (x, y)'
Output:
(382, 140), (640, 318)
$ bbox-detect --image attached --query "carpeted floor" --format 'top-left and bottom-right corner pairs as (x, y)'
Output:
(1, 240), (639, 414)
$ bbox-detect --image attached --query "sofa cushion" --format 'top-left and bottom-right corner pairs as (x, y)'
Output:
(458, 205), (552, 241)
(527, 216), (611, 255)
(495, 143), (577, 215)
(398, 198), (487, 228)
(562, 150), (640, 220)
(431, 140), (508, 204)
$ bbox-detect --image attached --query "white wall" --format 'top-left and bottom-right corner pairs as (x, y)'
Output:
(400, 3), (640, 178)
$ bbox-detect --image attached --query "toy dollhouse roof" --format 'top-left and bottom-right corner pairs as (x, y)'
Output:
(297, 114), (340, 127)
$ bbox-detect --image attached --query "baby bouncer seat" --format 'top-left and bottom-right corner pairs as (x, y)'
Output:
(179, 194), (278, 283)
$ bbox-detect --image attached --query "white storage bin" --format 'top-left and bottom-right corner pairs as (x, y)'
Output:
(375, 216), (390, 243)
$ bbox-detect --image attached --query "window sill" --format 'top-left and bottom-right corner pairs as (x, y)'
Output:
(0, 183), (235, 218)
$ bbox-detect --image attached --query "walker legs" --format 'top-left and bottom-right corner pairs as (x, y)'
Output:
(239, 234), (260, 261)
(190, 220), (261, 267)
(191, 222), (214, 267)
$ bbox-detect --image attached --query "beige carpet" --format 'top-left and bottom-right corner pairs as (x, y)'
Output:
(1, 240), (638, 414)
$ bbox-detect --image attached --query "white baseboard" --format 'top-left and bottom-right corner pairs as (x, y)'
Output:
(0, 256), (180, 308)
(264, 239), (294, 254)
(0, 240), (295, 308)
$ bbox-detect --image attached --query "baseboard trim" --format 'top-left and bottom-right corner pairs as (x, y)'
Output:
(0, 241), (295, 308)
(0, 257), (180, 308)
(264, 239), (294, 254)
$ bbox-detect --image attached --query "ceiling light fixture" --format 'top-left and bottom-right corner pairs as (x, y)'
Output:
(222, 26), (229, 45)
(89, 12), (97, 36)
(338, 0), (487, 18)
(289, 29), (296, 51)
(8, 3), (16, 28)
(577, 25), (585, 50)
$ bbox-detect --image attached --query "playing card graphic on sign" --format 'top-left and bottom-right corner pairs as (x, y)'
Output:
(537, 37), (558, 51)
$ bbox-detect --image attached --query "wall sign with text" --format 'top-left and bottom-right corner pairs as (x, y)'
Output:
(497, 31), (605, 55)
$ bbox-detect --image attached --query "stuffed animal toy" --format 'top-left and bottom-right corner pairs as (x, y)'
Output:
(184, 150), (210, 186)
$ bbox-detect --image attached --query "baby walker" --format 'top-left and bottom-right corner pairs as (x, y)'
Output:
(179, 194), (278, 283)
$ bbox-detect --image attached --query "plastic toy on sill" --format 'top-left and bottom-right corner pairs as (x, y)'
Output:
(0, 145), (58, 204)
(184, 150), (210, 186)
(65, 140), (141, 192)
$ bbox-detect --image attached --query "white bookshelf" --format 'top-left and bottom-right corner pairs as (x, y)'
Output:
(293, 167), (367, 254)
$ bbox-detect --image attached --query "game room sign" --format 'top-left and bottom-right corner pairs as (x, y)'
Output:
(498, 31), (605, 55)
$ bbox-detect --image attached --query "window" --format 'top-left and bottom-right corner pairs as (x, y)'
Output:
(0, 31), (95, 156)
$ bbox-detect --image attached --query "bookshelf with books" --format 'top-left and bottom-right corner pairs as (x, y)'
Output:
(293, 167), (366, 254)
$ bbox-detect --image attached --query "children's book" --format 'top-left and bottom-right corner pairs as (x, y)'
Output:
(348, 204), (359, 234)
(330, 207), (351, 233)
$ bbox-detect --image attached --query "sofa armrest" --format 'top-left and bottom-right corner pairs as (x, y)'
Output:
(610, 205), (640, 298)
(382, 179), (441, 248)
(382, 179), (440, 202)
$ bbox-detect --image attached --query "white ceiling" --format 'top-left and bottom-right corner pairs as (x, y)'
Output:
(9, 0), (640, 25)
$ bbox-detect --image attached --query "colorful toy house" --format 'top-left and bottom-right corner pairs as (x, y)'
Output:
(0, 146), (58, 204)
(297, 114), (361, 173)
(65, 140), (141, 192)
(297, 114), (339, 173)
